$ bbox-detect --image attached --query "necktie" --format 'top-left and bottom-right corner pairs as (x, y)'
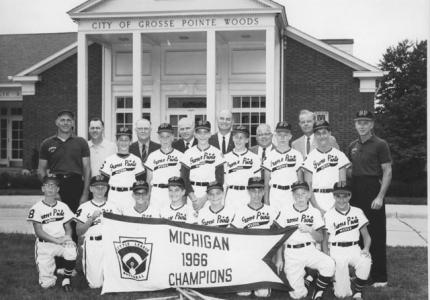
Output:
(141, 144), (147, 161)
(222, 136), (226, 154)
(185, 141), (190, 150)
(262, 147), (266, 161)
(306, 136), (311, 155)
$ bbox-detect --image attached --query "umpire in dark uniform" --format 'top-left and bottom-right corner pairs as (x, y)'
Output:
(347, 110), (392, 287)
(38, 110), (91, 238)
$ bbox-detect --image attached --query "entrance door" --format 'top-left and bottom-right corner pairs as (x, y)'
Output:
(166, 97), (207, 139)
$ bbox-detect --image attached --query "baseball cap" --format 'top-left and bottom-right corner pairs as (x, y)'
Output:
(90, 175), (109, 187)
(43, 174), (60, 185)
(195, 120), (211, 132)
(158, 123), (174, 134)
(57, 110), (75, 119)
(291, 181), (310, 192)
(275, 121), (292, 132)
(116, 127), (132, 138)
(232, 125), (249, 137)
(354, 110), (374, 121)
(332, 182), (352, 194)
(206, 181), (224, 192)
(313, 120), (330, 133)
(132, 180), (149, 192)
(247, 177), (264, 189)
(168, 176), (185, 189)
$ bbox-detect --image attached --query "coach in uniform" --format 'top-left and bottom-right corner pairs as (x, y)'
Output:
(348, 110), (392, 287)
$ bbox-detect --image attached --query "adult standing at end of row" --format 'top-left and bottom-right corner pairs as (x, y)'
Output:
(348, 110), (392, 287)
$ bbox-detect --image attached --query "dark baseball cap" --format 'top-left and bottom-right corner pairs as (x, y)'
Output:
(232, 125), (249, 137)
(90, 175), (109, 187)
(168, 176), (185, 189)
(313, 120), (331, 133)
(206, 181), (224, 192)
(332, 182), (352, 194)
(57, 110), (75, 119)
(195, 120), (211, 131)
(43, 174), (60, 185)
(275, 121), (292, 132)
(247, 177), (264, 189)
(354, 110), (374, 121)
(116, 127), (132, 138)
(158, 123), (174, 134)
(291, 181), (310, 192)
(132, 181), (149, 192)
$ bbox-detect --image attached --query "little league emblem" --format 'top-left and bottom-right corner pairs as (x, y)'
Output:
(114, 236), (153, 281)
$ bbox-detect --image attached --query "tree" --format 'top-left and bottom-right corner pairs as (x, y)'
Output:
(375, 40), (427, 182)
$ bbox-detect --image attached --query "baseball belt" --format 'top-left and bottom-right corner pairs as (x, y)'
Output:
(313, 188), (333, 193)
(286, 242), (312, 249)
(89, 235), (102, 241)
(228, 185), (247, 190)
(153, 183), (169, 188)
(38, 238), (49, 243)
(272, 184), (291, 190)
(190, 181), (209, 187)
(110, 186), (131, 192)
(331, 241), (359, 247)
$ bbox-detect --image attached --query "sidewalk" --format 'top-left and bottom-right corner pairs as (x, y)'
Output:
(0, 196), (427, 247)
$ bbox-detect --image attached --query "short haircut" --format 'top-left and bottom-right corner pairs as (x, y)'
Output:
(298, 109), (315, 121)
(89, 117), (104, 127)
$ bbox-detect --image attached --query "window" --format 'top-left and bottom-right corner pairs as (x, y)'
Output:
(115, 96), (151, 133)
(232, 96), (266, 146)
(314, 111), (329, 122)
(11, 120), (23, 159)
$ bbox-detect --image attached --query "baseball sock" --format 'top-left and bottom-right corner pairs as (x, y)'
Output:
(63, 259), (76, 279)
(352, 277), (367, 294)
(312, 275), (332, 299)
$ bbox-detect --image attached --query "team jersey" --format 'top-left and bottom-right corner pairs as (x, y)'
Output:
(120, 204), (160, 218)
(197, 205), (236, 227)
(160, 202), (197, 223)
(75, 200), (119, 237)
(100, 153), (145, 187)
(224, 149), (261, 186)
(324, 206), (369, 243)
(302, 148), (350, 189)
(232, 203), (277, 229)
(275, 204), (325, 245)
(181, 145), (224, 183)
(262, 148), (303, 185)
(144, 148), (183, 184)
(27, 200), (74, 238)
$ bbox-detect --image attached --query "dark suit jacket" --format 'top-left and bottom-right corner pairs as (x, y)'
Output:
(172, 138), (198, 153)
(209, 132), (234, 154)
(129, 140), (161, 163)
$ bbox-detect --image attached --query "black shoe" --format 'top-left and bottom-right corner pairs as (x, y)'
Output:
(62, 284), (73, 292)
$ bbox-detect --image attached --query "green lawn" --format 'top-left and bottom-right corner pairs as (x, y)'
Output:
(0, 233), (427, 300)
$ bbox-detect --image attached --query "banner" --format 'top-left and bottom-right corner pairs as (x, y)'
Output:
(101, 213), (295, 294)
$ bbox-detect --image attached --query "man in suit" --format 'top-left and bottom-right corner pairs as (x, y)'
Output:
(172, 117), (197, 153)
(292, 110), (339, 159)
(129, 118), (160, 163)
(209, 109), (234, 154)
(249, 124), (275, 164)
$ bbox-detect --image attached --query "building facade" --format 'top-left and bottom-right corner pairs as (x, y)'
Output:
(0, 0), (382, 169)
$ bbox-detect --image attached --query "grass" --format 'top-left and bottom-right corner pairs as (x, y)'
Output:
(0, 233), (427, 300)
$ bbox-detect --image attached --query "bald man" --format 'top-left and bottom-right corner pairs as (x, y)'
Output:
(130, 118), (160, 163)
(209, 110), (235, 154)
(172, 117), (198, 153)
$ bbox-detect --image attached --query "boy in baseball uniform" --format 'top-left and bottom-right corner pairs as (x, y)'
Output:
(75, 175), (118, 288)
(180, 120), (225, 211)
(263, 121), (303, 213)
(232, 177), (278, 297)
(274, 181), (335, 300)
(27, 174), (76, 292)
(302, 121), (350, 213)
(224, 125), (261, 210)
(145, 123), (183, 210)
(197, 181), (235, 227)
(120, 181), (160, 218)
(100, 127), (146, 210)
(160, 176), (197, 223)
(323, 183), (371, 299)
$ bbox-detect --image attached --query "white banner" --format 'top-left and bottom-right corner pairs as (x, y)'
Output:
(101, 213), (295, 294)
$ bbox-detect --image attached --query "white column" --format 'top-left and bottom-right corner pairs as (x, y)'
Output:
(265, 27), (276, 130)
(206, 29), (216, 132)
(132, 32), (142, 140)
(77, 32), (88, 138)
(102, 44), (113, 140)
(152, 44), (162, 135)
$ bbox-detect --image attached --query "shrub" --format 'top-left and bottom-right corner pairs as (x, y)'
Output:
(0, 172), (42, 190)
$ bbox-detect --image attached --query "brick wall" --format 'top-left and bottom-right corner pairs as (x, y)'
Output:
(22, 43), (102, 169)
(284, 37), (375, 152)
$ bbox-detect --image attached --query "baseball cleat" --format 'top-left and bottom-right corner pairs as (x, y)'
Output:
(62, 278), (72, 292)
(254, 288), (271, 297)
(372, 282), (387, 288)
(352, 291), (363, 299)
(236, 291), (252, 296)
